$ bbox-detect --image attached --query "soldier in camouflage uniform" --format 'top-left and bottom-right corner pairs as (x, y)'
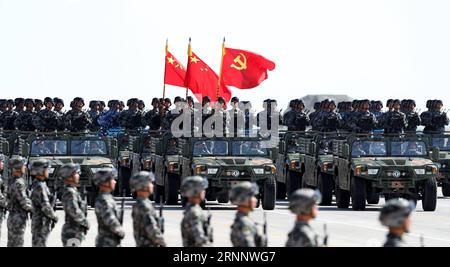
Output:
(161, 96), (184, 131)
(317, 100), (342, 132)
(118, 98), (144, 130)
(7, 156), (32, 247)
(88, 100), (101, 131)
(33, 97), (62, 132)
(404, 100), (421, 132)
(14, 98), (36, 131)
(383, 99), (407, 134)
(53, 98), (65, 116)
(99, 101), (106, 114)
(130, 171), (166, 247)
(229, 182), (267, 247)
(60, 163), (90, 247)
(351, 100), (378, 133)
(14, 98), (25, 114)
(63, 97), (92, 132)
(379, 198), (415, 247)
(98, 100), (121, 130)
(0, 99), (19, 130)
(180, 176), (213, 247)
(421, 100), (449, 134)
(93, 168), (125, 247)
(309, 102), (321, 131)
(0, 99), (6, 113)
(0, 155), (6, 242)
(29, 159), (58, 247)
(143, 98), (163, 130)
(34, 99), (43, 112)
(286, 189), (322, 247)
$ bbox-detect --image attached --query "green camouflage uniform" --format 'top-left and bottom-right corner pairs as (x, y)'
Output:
(0, 174), (7, 242)
(61, 184), (89, 247)
(286, 221), (320, 247)
(132, 197), (165, 247)
(181, 202), (212, 247)
(94, 192), (124, 247)
(230, 211), (267, 247)
(7, 175), (32, 247)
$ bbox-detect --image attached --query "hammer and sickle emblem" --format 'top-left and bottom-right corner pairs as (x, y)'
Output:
(230, 53), (247, 71)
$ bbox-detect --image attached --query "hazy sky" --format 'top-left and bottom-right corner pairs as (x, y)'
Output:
(1, 0), (450, 111)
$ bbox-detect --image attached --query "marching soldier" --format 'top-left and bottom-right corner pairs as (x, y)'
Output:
(7, 156), (32, 247)
(93, 168), (125, 247)
(379, 198), (415, 247)
(286, 189), (322, 247)
(60, 163), (90, 247)
(180, 176), (213, 247)
(30, 159), (58, 247)
(0, 155), (6, 242)
(130, 171), (166, 247)
(229, 182), (267, 247)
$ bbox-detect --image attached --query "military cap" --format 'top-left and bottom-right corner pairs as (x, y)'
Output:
(30, 159), (50, 176)
(386, 99), (394, 106)
(180, 176), (208, 198)
(92, 168), (117, 187)
(44, 97), (54, 105)
(58, 163), (81, 180)
(130, 171), (155, 192)
(99, 101), (106, 107)
(288, 189), (322, 215)
(24, 98), (35, 106)
(151, 98), (160, 105)
(73, 97), (85, 106)
(392, 99), (401, 105)
(8, 156), (27, 170)
(138, 99), (145, 107)
(14, 98), (25, 106)
(379, 198), (415, 228)
(229, 182), (259, 205)
(6, 99), (14, 105)
(54, 98), (64, 106)
(89, 100), (100, 108)
(34, 99), (43, 105)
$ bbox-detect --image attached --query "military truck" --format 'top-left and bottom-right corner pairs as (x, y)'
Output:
(427, 134), (450, 196)
(116, 131), (141, 196)
(22, 132), (118, 207)
(333, 134), (439, 211)
(301, 132), (342, 205)
(275, 131), (304, 199)
(179, 136), (278, 210)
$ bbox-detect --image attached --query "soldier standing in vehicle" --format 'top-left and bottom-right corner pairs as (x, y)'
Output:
(63, 97), (93, 132)
(93, 168), (125, 247)
(34, 99), (43, 112)
(88, 100), (101, 131)
(286, 189), (322, 247)
(143, 98), (163, 130)
(351, 100), (378, 133)
(33, 97), (62, 132)
(0, 99), (19, 130)
(14, 98), (36, 131)
(180, 176), (213, 247)
(6, 156), (32, 247)
(60, 163), (90, 247)
(0, 154), (6, 242)
(130, 171), (166, 247)
(30, 159), (58, 247)
(229, 182), (267, 247)
(379, 198), (415, 247)
(118, 98), (144, 131)
(383, 99), (407, 134)
(404, 100), (421, 132)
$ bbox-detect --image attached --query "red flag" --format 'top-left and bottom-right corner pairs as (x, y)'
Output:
(164, 50), (186, 87)
(185, 51), (231, 102)
(221, 47), (275, 89)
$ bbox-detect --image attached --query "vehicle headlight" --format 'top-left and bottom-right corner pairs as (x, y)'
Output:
(367, 169), (379, 175)
(265, 165), (276, 174)
(425, 165), (438, 174)
(290, 160), (300, 169)
(414, 169), (425, 175)
(253, 168), (264, 175)
(168, 162), (179, 172)
(207, 168), (218, 175)
(194, 165), (206, 175)
(48, 168), (55, 174)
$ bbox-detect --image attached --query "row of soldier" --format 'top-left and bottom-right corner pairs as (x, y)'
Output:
(0, 155), (414, 247)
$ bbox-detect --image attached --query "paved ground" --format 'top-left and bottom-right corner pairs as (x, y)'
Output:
(2, 188), (450, 247)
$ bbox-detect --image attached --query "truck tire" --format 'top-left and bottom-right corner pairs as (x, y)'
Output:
(351, 175), (366, 211)
(318, 172), (333, 206)
(422, 177), (437, 211)
(442, 183), (450, 197)
(217, 193), (230, 204)
(335, 176), (350, 209)
(165, 173), (180, 205)
(287, 170), (302, 197)
(367, 192), (380, 205)
(262, 178), (276, 210)
(118, 167), (131, 197)
(276, 181), (286, 200)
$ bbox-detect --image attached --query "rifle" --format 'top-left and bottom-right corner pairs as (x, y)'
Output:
(323, 224), (329, 247)
(119, 190), (125, 225)
(50, 181), (58, 231)
(159, 196), (165, 234)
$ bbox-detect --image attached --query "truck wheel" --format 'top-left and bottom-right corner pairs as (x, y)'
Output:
(287, 171), (302, 197)
(118, 167), (131, 197)
(335, 176), (350, 209)
(442, 183), (450, 197)
(422, 177), (437, 211)
(217, 193), (230, 204)
(276, 182), (286, 200)
(367, 192), (380, 205)
(165, 173), (180, 205)
(318, 172), (333, 206)
(351, 175), (366, 211)
(262, 178), (276, 210)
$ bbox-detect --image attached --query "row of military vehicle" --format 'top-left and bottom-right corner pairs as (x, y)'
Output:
(275, 131), (450, 211)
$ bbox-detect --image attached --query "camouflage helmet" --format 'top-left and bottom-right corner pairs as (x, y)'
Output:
(229, 182), (259, 205)
(92, 168), (117, 187)
(379, 198), (415, 228)
(8, 156), (27, 171)
(29, 159), (50, 176)
(288, 189), (322, 215)
(180, 176), (208, 198)
(129, 171), (155, 192)
(14, 98), (25, 106)
(59, 163), (81, 180)
(24, 98), (35, 106)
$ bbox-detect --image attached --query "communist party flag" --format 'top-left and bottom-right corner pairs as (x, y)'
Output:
(185, 45), (231, 102)
(164, 50), (186, 87)
(221, 47), (276, 89)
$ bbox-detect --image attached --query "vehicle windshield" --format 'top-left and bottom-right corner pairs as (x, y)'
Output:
(432, 138), (450, 151)
(193, 140), (228, 156)
(232, 140), (268, 156)
(351, 141), (387, 157)
(71, 140), (108, 155)
(31, 140), (68, 155)
(391, 141), (427, 156)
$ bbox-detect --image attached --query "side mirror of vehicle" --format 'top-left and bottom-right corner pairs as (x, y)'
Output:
(342, 144), (350, 158)
(432, 147), (440, 162)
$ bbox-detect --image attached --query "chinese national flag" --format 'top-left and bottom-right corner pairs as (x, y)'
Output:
(221, 47), (275, 89)
(164, 50), (186, 87)
(185, 51), (231, 102)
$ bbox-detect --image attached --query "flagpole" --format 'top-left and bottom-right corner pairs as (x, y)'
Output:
(163, 38), (168, 99)
(186, 37), (192, 99)
(217, 37), (226, 101)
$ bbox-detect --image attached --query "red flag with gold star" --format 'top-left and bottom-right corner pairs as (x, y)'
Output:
(164, 50), (186, 87)
(221, 47), (275, 89)
(185, 50), (231, 102)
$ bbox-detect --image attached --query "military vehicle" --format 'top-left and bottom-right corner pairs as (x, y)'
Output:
(275, 131), (304, 199)
(333, 134), (439, 211)
(22, 132), (118, 207)
(428, 133), (450, 196)
(179, 136), (278, 210)
(116, 131), (141, 196)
